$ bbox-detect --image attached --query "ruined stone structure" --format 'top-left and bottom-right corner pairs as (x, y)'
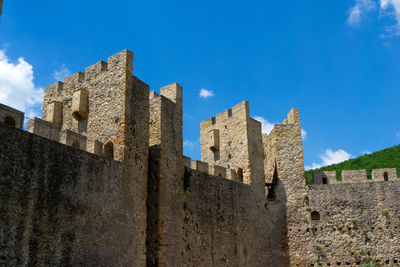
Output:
(1, 49), (399, 266)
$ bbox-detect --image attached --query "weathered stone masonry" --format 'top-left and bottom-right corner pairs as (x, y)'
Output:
(1, 49), (400, 266)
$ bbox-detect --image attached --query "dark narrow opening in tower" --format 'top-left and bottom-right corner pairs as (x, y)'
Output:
(211, 117), (216, 125)
(237, 168), (243, 182)
(72, 140), (80, 149)
(4, 116), (16, 127)
(383, 172), (389, 181)
(104, 141), (114, 160)
(322, 177), (328, 184)
(311, 211), (320, 220)
(267, 164), (279, 200)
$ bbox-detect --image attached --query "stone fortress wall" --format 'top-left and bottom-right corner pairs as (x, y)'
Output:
(1, 49), (400, 266)
(0, 122), (146, 266)
(313, 169), (398, 184)
(293, 176), (400, 266)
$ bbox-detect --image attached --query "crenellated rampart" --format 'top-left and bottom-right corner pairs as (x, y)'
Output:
(312, 168), (399, 184)
(1, 48), (400, 267)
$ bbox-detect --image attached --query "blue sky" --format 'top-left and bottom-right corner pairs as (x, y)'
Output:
(1, 0), (400, 168)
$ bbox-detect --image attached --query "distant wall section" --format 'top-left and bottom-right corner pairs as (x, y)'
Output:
(291, 181), (400, 266)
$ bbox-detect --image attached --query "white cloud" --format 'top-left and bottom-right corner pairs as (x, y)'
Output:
(396, 132), (400, 137)
(183, 140), (195, 148)
(305, 149), (353, 170)
(0, 49), (43, 115)
(199, 88), (214, 98)
(348, 0), (400, 35)
(54, 63), (71, 81)
(381, 0), (400, 35)
(348, 0), (376, 26)
(362, 149), (372, 154)
(254, 116), (275, 135)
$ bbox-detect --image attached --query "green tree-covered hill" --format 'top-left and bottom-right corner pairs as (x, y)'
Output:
(306, 145), (400, 183)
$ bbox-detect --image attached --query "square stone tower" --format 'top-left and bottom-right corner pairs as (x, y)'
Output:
(35, 50), (149, 166)
(200, 101), (265, 195)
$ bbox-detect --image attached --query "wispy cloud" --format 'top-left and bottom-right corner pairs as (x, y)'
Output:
(348, 0), (376, 26)
(396, 132), (400, 137)
(0, 49), (43, 115)
(254, 116), (275, 135)
(348, 0), (400, 36)
(183, 140), (196, 148)
(199, 88), (215, 98)
(380, 0), (400, 35)
(305, 149), (353, 170)
(54, 63), (71, 81)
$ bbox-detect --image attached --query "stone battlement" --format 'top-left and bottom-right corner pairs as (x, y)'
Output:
(1, 49), (400, 266)
(312, 168), (398, 184)
(186, 158), (239, 181)
(200, 102), (246, 127)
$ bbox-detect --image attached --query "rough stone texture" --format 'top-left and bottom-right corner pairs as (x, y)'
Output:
(183, 155), (191, 168)
(41, 50), (149, 167)
(45, 101), (63, 127)
(147, 84), (185, 266)
(0, 103), (24, 129)
(59, 129), (87, 150)
(263, 107), (309, 266)
(33, 49), (149, 265)
(313, 171), (338, 185)
(200, 101), (265, 196)
(372, 168), (398, 182)
(290, 181), (400, 266)
(226, 168), (238, 181)
(181, 169), (289, 267)
(0, 124), (146, 266)
(27, 117), (60, 141)
(209, 164), (227, 178)
(192, 160), (209, 172)
(2, 48), (400, 266)
(342, 170), (367, 183)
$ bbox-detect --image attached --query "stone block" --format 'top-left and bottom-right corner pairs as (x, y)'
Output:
(209, 164), (226, 178)
(59, 129), (87, 150)
(192, 160), (209, 172)
(313, 171), (338, 185)
(86, 139), (103, 156)
(27, 118), (60, 141)
(208, 129), (220, 151)
(342, 170), (367, 183)
(226, 169), (238, 181)
(372, 168), (398, 182)
(46, 101), (63, 126)
(72, 89), (88, 120)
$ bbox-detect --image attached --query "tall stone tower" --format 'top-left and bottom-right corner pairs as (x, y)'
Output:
(30, 50), (149, 168)
(27, 50), (150, 264)
(263, 107), (307, 266)
(147, 83), (185, 266)
(263, 107), (306, 192)
(200, 101), (265, 196)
